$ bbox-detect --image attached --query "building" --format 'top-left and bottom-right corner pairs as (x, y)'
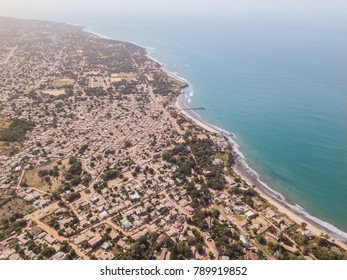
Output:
(88, 234), (103, 248)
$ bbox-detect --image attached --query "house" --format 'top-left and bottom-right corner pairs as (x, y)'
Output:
(117, 240), (129, 250)
(166, 228), (176, 237)
(146, 189), (154, 196)
(173, 221), (181, 229)
(79, 201), (89, 210)
(265, 232), (280, 242)
(283, 244), (297, 254)
(121, 219), (132, 231)
(99, 211), (109, 220)
(0, 247), (16, 259)
(185, 206), (194, 214)
(251, 197), (263, 209)
(109, 231), (119, 240)
(88, 234), (103, 248)
(90, 196), (99, 204)
(55, 208), (67, 216)
(302, 230), (314, 240)
(159, 248), (167, 260)
(265, 209), (277, 220)
(239, 220), (248, 228)
(44, 235), (57, 245)
(9, 253), (20, 260)
(74, 235), (87, 245)
(123, 200), (132, 207)
(234, 205), (245, 213)
(24, 194), (36, 203)
(101, 242), (112, 250)
(282, 217), (294, 228)
(98, 252), (110, 260)
(30, 227), (43, 237)
(245, 210), (256, 220)
(53, 251), (66, 260)
(246, 251), (260, 260)
(240, 234), (252, 247)
(129, 192), (140, 201)
(17, 234), (29, 245)
(206, 216), (213, 228)
(157, 234), (167, 245)
(97, 205), (104, 212)
(178, 199), (189, 207)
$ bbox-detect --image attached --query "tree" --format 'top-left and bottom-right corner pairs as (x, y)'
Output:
(256, 234), (267, 245)
(124, 140), (132, 148)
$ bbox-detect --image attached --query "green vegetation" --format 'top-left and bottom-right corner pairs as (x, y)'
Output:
(266, 241), (303, 260)
(186, 228), (205, 252)
(0, 118), (34, 142)
(191, 210), (209, 230)
(186, 182), (211, 208)
(66, 192), (81, 203)
(229, 186), (257, 208)
(115, 235), (155, 260)
(26, 240), (58, 259)
(0, 195), (35, 223)
(45, 211), (79, 237)
(256, 234), (267, 245)
(309, 238), (345, 260)
(170, 241), (192, 260)
(163, 142), (195, 180)
(103, 169), (120, 181)
(38, 165), (59, 178)
(189, 138), (214, 168)
(63, 156), (91, 187)
(163, 138), (227, 190)
(215, 151), (234, 167)
(60, 240), (78, 259)
(209, 220), (243, 259)
(0, 212), (27, 241)
(311, 246), (345, 260)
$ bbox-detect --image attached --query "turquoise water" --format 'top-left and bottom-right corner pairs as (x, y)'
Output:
(18, 11), (347, 236)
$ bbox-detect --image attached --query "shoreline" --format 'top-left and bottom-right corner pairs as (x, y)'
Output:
(82, 27), (347, 249)
(175, 93), (347, 249)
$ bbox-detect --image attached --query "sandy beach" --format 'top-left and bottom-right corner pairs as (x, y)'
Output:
(235, 163), (347, 251)
(175, 92), (347, 251)
(175, 95), (220, 134)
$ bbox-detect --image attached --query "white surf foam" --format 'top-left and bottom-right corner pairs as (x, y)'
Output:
(198, 120), (347, 241)
(225, 134), (347, 241)
(82, 27), (112, 40)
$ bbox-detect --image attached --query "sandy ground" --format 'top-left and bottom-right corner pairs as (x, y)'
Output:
(42, 89), (66, 96)
(175, 98), (219, 134)
(175, 93), (347, 251)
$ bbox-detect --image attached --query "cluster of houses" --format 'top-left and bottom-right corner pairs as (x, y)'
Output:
(17, 188), (50, 210)
(0, 226), (63, 260)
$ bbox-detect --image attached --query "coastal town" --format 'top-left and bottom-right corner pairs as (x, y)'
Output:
(0, 17), (346, 260)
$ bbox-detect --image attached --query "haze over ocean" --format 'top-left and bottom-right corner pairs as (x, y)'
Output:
(1, 1), (347, 234)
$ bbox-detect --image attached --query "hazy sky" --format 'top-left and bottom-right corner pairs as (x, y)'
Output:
(1, 0), (347, 24)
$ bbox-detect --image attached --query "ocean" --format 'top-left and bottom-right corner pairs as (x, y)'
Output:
(17, 10), (347, 239)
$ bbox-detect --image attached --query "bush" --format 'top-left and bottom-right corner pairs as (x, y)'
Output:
(0, 119), (34, 142)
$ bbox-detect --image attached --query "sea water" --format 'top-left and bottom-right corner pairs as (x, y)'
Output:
(19, 9), (347, 238)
